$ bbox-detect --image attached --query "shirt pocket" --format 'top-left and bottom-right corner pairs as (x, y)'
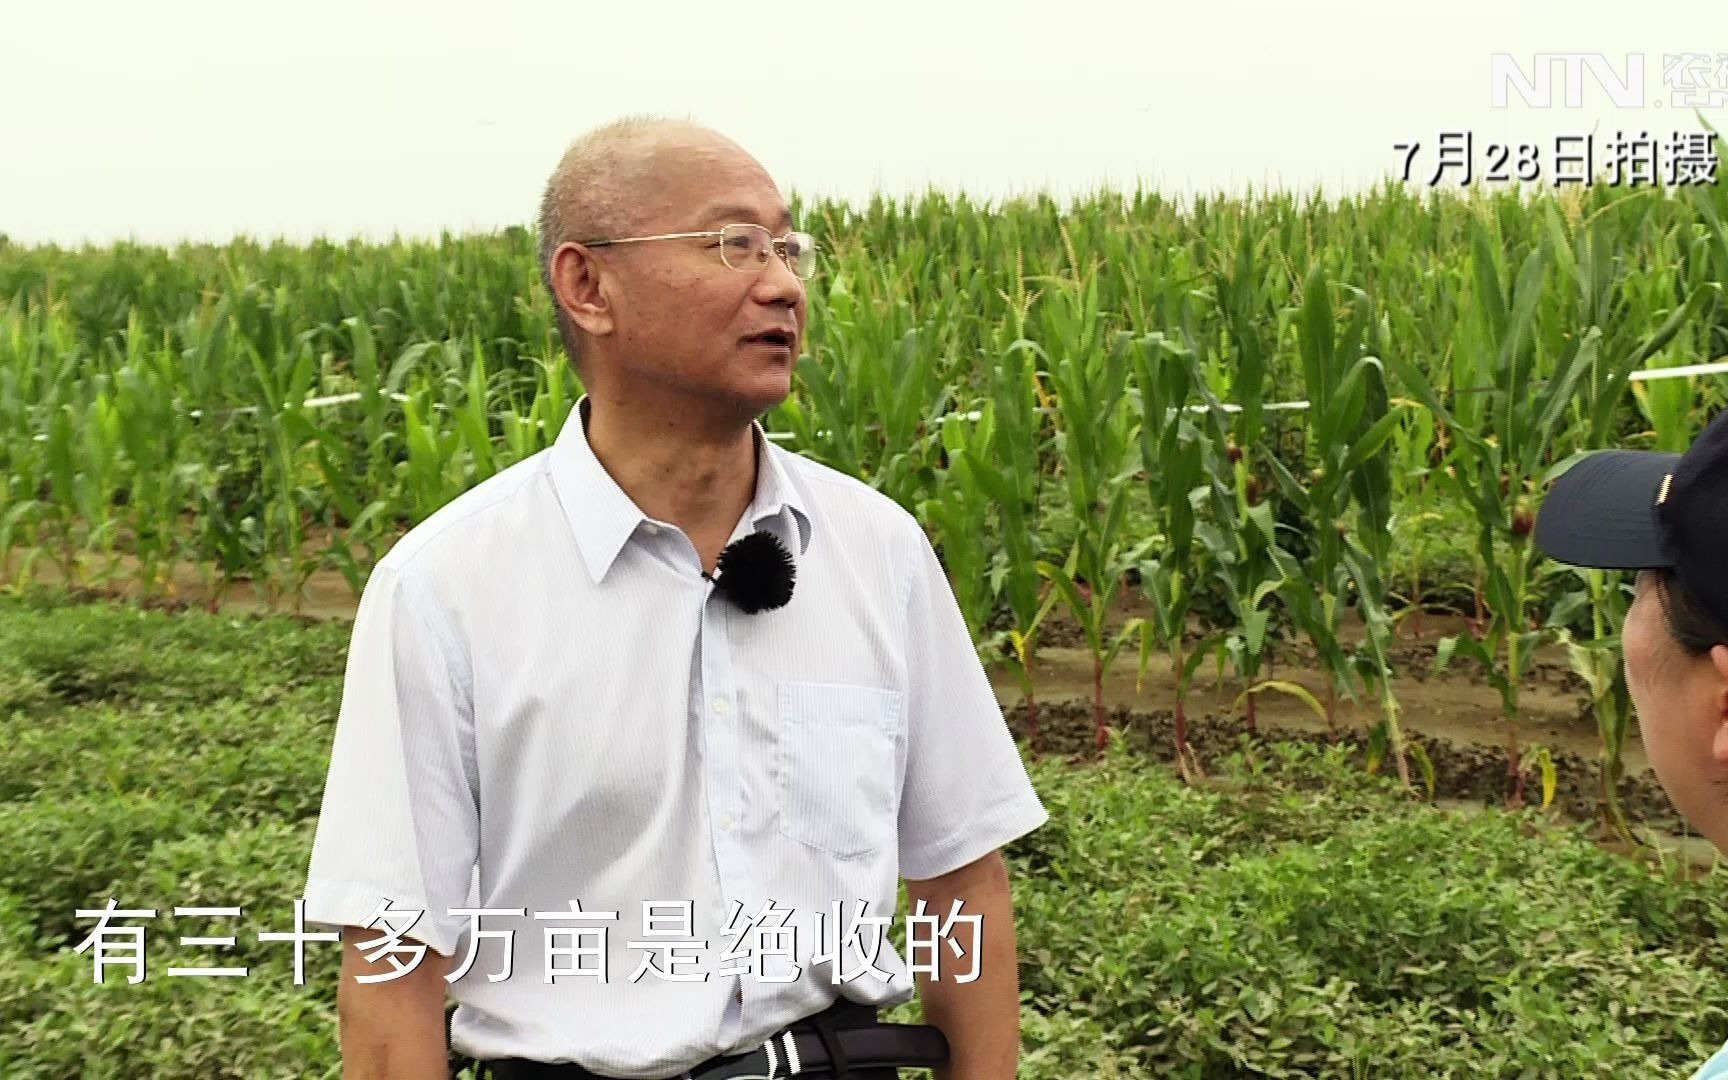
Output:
(776, 681), (903, 860)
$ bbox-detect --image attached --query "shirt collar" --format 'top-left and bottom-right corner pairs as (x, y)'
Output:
(550, 394), (812, 585)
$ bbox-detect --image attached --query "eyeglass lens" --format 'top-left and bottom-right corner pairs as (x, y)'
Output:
(719, 224), (816, 279)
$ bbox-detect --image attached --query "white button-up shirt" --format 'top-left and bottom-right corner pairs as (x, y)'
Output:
(302, 395), (1049, 1076)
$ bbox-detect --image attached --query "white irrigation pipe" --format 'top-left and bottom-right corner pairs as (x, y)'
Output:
(1167, 360), (1728, 416)
(179, 395), (981, 443)
(1627, 359), (1728, 381)
(25, 360), (1728, 444)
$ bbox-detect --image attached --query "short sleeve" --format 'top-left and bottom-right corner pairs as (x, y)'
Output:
(1691, 1038), (1728, 1080)
(302, 561), (479, 957)
(895, 520), (1048, 881)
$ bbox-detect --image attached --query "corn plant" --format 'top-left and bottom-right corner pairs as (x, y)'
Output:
(0, 300), (40, 586)
(1190, 424), (1286, 738)
(1556, 194), (1719, 459)
(1680, 121), (1728, 302)
(1632, 317), (1712, 454)
(1263, 266), (1410, 782)
(60, 380), (122, 589)
(337, 314), (441, 507)
(1130, 329), (1218, 781)
(1335, 340), (1419, 793)
(178, 451), (255, 613)
(241, 329), (324, 611)
(917, 397), (998, 650)
(1036, 308), (1152, 754)
(1549, 564), (1635, 841)
(946, 334), (1059, 753)
(771, 271), (948, 513)
(401, 372), (461, 527)
(1386, 404), (1452, 637)
(1387, 221), (1599, 806)
(107, 320), (187, 602)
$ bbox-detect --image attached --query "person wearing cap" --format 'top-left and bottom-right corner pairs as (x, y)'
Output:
(1535, 408), (1728, 1079)
(300, 116), (1048, 1080)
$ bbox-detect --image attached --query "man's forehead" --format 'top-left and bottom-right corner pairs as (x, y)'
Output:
(694, 199), (795, 230)
(629, 132), (792, 230)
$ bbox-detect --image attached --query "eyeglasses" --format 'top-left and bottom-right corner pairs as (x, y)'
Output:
(579, 223), (818, 280)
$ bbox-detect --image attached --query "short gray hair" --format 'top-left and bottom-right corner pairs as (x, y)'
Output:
(536, 114), (708, 375)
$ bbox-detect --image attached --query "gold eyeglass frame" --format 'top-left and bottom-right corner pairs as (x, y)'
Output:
(578, 223), (817, 280)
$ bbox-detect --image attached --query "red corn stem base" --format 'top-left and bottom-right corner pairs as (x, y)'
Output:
(1093, 655), (1108, 755)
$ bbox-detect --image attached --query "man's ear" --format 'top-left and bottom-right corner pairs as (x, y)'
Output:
(1710, 644), (1728, 763)
(551, 242), (613, 341)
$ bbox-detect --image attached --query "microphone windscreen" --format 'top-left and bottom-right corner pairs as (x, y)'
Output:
(713, 531), (796, 613)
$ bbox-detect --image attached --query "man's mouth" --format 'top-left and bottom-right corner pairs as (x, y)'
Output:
(743, 329), (797, 349)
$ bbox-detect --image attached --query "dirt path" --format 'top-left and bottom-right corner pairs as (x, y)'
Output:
(2, 542), (367, 622)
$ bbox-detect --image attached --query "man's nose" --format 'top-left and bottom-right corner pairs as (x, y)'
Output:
(752, 250), (806, 307)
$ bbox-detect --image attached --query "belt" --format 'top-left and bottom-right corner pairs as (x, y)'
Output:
(476, 997), (949, 1080)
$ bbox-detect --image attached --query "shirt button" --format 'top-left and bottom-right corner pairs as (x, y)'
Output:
(720, 814), (736, 830)
(642, 523), (659, 536)
(712, 698), (729, 715)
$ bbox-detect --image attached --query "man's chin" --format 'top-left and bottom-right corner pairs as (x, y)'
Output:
(746, 386), (793, 418)
(743, 362), (794, 400)
(723, 377), (793, 419)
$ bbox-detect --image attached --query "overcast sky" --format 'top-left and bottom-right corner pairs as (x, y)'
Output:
(1, 0), (1722, 246)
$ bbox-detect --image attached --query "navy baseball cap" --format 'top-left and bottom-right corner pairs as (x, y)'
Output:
(1534, 409), (1728, 631)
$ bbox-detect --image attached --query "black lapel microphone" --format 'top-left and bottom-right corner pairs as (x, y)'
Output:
(702, 531), (796, 614)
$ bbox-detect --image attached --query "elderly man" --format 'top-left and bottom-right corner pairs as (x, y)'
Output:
(301, 116), (1049, 1080)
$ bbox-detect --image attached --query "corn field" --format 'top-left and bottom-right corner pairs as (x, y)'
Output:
(3, 153), (1727, 823)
